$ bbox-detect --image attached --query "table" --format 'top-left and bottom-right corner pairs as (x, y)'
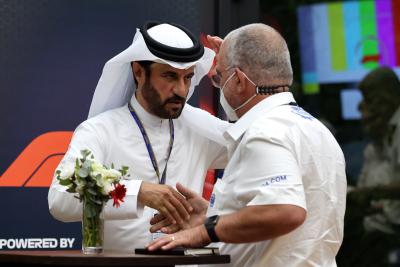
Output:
(0, 250), (230, 267)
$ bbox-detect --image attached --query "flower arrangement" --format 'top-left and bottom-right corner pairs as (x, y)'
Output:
(55, 149), (129, 254)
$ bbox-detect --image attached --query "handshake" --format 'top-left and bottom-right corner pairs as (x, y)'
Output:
(138, 182), (209, 234)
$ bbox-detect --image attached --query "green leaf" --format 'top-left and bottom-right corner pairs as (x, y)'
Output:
(59, 179), (72, 186)
(93, 198), (102, 205)
(88, 196), (103, 207)
(88, 188), (97, 196)
(81, 149), (91, 158)
(66, 187), (76, 194)
(84, 203), (96, 218)
(119, 166), (129, 176)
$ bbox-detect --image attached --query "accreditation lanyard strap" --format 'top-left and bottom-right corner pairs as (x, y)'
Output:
(128, 104), (174, 184)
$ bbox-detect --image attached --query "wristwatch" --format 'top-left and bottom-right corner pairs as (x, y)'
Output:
(204, 215), (220, 242)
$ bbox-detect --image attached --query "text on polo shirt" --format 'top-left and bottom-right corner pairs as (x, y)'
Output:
(261, 175), (287, 186)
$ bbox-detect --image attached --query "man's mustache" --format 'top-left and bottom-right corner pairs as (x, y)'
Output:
(165, 95), (186, 104)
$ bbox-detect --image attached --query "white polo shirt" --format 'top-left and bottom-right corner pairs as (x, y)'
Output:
(206, 92), (347, 267)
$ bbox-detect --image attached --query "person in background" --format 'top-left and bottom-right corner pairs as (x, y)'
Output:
(339, 66), (400, 267)
(358, 66), (400, 190)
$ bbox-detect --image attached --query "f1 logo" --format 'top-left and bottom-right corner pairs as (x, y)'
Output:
(0, 131), (73, 187)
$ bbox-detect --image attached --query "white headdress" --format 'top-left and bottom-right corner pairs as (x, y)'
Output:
(88, 22), (215, 118)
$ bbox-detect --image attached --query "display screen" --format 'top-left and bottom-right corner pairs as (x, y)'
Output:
(297, 0), (400, 92)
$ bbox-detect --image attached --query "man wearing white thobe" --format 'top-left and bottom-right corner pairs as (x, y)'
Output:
(48, 22), (228, 251)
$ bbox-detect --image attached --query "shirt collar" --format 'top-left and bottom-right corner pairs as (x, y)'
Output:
(224, 92), (296, 141)
(129, 94), (165, 127)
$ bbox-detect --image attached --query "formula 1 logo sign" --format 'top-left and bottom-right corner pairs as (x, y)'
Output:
(0, 131), (79, 251)
(0, 131), (73, 187)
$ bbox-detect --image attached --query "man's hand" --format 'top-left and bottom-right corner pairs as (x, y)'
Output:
(138, 182), (193, 225)
(146, 225), (211, 251)
(149, 183), (208, 233)
(206, 35), (223, 78)
(206, 35), (223, 53)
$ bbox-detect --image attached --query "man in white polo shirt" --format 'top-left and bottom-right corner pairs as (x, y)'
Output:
(147, 23), (347, 267)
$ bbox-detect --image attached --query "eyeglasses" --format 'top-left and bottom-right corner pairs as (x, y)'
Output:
(210, 66), (235, 88)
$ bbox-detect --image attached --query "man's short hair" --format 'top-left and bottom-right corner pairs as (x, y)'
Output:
(133, 60), (154, 87)
(224, 23), (293, 86)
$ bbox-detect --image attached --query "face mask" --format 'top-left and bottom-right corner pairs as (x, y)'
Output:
(219, 71), (259, 121)
(219, 72), (239, 121)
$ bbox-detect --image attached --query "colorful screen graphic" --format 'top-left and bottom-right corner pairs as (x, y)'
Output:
(297, 0), (400, 94)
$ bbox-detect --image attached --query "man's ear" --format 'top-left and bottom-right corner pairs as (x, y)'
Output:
(132, 62), (145, 85)
(234, 68), (248, 94)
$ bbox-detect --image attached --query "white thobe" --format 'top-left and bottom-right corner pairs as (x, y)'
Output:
(48, 96), (228, 251)
(206, 93), (347, 267)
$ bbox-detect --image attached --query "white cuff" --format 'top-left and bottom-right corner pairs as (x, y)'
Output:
(103, 179), (144, 220)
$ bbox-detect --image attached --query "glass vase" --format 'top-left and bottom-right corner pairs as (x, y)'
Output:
(82, 198), (104, 254)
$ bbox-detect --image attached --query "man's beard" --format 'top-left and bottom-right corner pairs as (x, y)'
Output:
(141, 79), (186, 119)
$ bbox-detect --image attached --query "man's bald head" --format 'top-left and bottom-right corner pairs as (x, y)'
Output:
(221, 23), (293, 86)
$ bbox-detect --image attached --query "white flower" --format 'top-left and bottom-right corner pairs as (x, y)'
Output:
(91, 161), (106, 172)
(94, 174), (114, 196)
(57, 164), (74, 180)
(90, 161), (111, 180)
(91, 161), (121, 177)
(90, 162), (121, 193)
(103, 169), (122, 182)
(101, 181), (114, 196)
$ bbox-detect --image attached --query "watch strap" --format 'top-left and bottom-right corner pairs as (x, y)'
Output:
(204, 215), (220, 242)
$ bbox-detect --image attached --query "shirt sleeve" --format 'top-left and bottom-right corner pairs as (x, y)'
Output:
(181, 104), (230, 146)
(181, 104), (229, 169)
(233, 135), (307, 210)
(48, 121), (144, 222)
(208, 141), (228, 169)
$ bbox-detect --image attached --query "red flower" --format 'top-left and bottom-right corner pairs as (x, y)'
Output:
(111, 183), (127, 208)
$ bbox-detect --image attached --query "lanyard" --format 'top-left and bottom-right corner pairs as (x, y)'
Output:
(128, 103), (174, 184)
